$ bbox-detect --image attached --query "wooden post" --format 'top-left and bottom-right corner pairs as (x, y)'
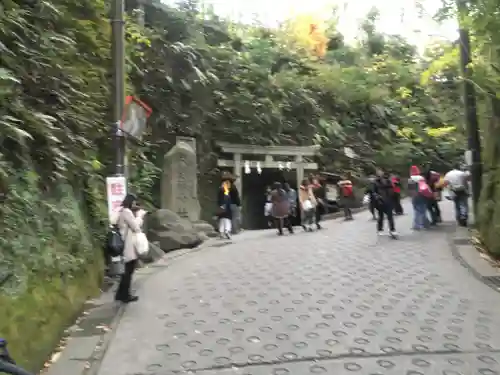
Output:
(233, 153), (242, 195)
(232, 153), (242, 233)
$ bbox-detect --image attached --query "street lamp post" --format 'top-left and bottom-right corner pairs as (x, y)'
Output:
(111, 0), (126, 176)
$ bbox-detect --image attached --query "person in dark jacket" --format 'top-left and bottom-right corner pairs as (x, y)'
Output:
(310, 175), (326, 229)
(271, 182), (293, 235)
(217, 172), (241, 239)
(373, 167), (397, 236)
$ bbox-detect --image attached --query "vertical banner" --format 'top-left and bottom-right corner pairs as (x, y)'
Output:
(106, 176), (127, 221)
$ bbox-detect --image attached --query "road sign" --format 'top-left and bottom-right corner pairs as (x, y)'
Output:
(106, 176), (127, 221)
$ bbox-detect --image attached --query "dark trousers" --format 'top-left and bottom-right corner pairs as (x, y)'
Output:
(115, 259), (137, 300)
(393, 192), (403, 214)
(341, 196), (353, 219)
(377, 202), (395, 231)
(275, 217), (293, 234)
(315, 204), (323, 226)
(369, 198), (376, 218)
(427, 199), (441, 224)
(344, 205), (352, 219)
(453, 191), (468, 225)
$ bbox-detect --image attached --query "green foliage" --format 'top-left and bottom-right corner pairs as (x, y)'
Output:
(432, 0), (500, 255)
(0, 0), (111, 369)
(0, 259), (103, 372)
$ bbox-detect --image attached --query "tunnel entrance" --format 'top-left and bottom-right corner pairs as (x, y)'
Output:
(242, 169), (298, 230)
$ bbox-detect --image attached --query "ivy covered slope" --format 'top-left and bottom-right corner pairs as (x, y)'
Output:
(129, 2), (466, 219)
(0, 0), (111, 371)
(462, 0), (500, 257)
(428, 0), (500, 257)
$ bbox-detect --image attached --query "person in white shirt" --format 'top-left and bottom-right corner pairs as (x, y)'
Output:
(443, 165), (470, 226)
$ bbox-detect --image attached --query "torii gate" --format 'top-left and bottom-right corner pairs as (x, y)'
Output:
(216, 142), (320, 198)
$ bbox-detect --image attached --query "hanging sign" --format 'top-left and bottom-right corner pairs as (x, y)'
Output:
(106, 176), (127, 221)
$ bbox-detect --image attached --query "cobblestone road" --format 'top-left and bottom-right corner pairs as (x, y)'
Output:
(98, 201), (500, 375)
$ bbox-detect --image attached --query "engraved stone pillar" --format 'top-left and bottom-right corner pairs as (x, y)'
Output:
(161, 137), (200, 221)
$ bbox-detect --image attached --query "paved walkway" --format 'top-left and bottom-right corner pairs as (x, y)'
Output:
(98, 201), (500, 375)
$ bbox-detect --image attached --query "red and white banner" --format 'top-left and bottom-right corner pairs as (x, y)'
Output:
(106, 176), (127, 221)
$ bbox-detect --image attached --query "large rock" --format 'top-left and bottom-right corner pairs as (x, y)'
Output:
(146, 209), (203, 252)
(192, 221), (218, 238)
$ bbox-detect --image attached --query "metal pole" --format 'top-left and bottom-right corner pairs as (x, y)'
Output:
(137, 0), (145, 27)
(457, 1), (482, 213)
(111, 0), (126, 176)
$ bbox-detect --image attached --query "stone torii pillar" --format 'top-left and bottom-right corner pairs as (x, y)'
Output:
(233, 152), (242, 196)
(232, 152), (242, 233)
(295, 154), (304, 188)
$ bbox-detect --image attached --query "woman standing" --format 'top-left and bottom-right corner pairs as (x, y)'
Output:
(299, 179), (316, 231)
(217, 172), (240, 239)
(115, 194), (146, 303)
(271, 182), (293, 235)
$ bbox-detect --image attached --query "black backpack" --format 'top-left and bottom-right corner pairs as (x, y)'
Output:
(106, 224), (125, 257)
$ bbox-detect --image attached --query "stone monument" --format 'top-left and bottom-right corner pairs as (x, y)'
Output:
(161, 136), (200, 222)
(151, 136), (216, 253)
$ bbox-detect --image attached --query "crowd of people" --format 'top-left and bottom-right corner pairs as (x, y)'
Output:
(214, 163), (471, 238)
(364, 164), (471, 236)
(261, 176), (327, 235)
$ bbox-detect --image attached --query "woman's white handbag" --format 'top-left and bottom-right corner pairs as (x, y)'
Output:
(135, 232), (149, 257)
(303, 199), (313, 211)
(264, 202), (273, 216)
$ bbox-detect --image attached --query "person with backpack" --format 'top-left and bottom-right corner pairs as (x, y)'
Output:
(338, 172), (354, 220)
(408, 165), (431, 230)
(391, 173), (403, 215)
(373, 167), (398, 237)
(271, 182), (293, 235)
(443, 164), (470, 226)
(113, 194), (146, 303)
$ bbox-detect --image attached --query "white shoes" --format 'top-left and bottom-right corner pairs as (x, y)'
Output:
(378, 230), (398, 238)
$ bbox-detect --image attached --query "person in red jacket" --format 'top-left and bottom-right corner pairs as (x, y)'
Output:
(391, 173), (403, 215)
